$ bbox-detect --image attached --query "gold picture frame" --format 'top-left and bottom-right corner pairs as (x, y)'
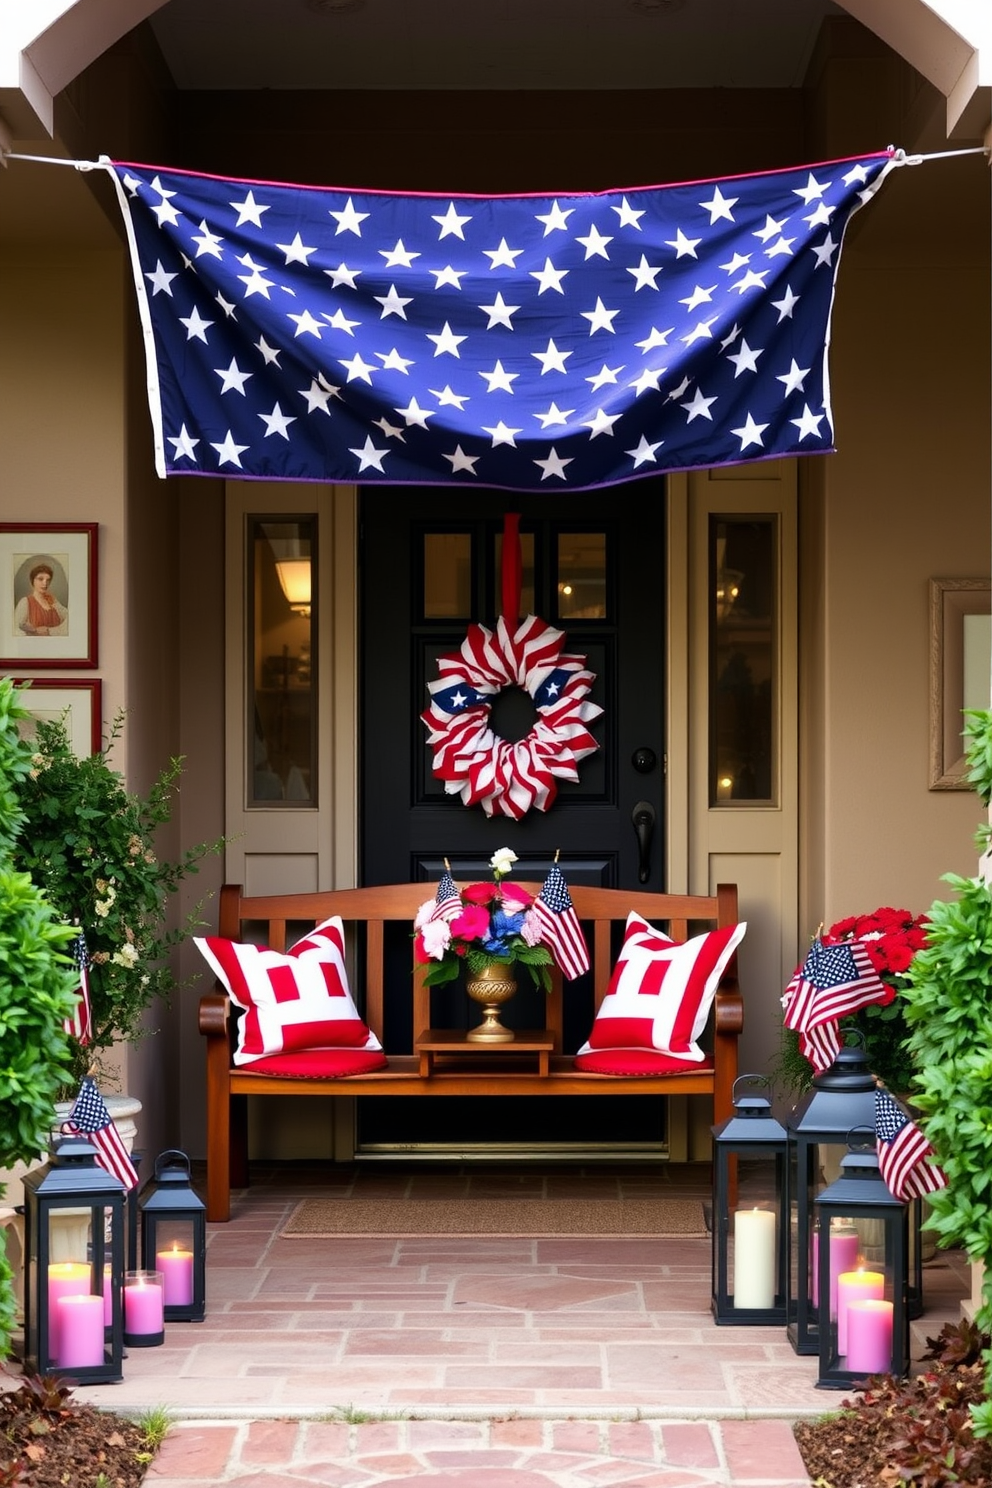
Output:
(928, 577), (992, 790)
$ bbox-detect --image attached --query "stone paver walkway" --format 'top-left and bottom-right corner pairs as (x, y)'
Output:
(146, 1415), (813, 1485)
(45, 1162), (967, 1486)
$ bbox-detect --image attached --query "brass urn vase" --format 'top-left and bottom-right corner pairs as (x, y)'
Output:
(465, 963), (517, 1043)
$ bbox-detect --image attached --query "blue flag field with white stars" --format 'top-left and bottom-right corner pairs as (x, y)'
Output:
(108, 151), (902, 490)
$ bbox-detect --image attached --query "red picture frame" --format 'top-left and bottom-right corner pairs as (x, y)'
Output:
(9, 678), (103, 756)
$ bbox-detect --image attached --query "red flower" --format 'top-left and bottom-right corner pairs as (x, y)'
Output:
(413, 933), (431, 964)
(461, 882), (499, 906)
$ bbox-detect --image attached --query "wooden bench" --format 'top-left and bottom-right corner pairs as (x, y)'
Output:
(199, 882), (744, 1220)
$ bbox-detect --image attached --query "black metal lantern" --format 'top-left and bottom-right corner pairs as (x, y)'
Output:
(139, 1150), (206, 1322)
(814, 1133), (910, 1388)
(711, 1075), (789, 1325)
(786, 1044), (879, 1355)
(22, 1138), (125, 1383)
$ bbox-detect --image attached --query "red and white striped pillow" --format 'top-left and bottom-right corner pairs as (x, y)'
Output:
(195, 917), (383, 1066)
(577, 912), (746, 1063)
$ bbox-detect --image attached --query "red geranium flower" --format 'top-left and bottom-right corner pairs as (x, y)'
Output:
(461, 882), (500, 906)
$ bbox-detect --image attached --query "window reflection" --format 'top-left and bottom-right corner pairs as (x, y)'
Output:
(424, 532), (471, 618)
(557, 533), (607, 619)
(710, 517), (775, 805)
(249, 519), (315, 807)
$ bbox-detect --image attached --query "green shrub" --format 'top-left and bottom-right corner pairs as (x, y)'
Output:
(10, 701), (221, 1087)
(903, 708), (992, 1437)
(0, 680), (78, 1359)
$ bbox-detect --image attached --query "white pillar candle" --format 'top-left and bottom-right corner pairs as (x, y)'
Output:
(733, 1207), (776, 1309)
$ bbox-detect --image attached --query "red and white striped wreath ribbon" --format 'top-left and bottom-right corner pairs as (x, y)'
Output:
(422, 615), (602, 819)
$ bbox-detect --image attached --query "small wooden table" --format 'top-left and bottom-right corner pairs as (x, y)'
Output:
(416, 1029), (555, 1078)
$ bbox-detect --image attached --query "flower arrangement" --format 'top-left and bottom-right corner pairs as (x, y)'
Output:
(824, 907), (930, 1094)
(414, 848), (554, 990)
(777, 905), (929, 1095)
(10, 704), (222, 1089)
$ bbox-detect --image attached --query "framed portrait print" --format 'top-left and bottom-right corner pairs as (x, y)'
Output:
(929, 577), (992, 789)
(0, 523), (98, 668)
(10, 678), (103, 757)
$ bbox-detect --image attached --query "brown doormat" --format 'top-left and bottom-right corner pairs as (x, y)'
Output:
(281, 1197), (707, 1238)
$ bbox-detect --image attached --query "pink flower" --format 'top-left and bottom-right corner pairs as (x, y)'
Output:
(420, 920), (452, 960)
(519, 910), (544, 947)
(500, 882), (533, 910)
(449, 904), (490, 941)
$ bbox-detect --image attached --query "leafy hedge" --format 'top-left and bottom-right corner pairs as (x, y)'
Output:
(904, 708), (992, 1437)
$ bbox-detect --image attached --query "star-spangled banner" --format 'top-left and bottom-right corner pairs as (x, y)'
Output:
(105, 151), (902, 490)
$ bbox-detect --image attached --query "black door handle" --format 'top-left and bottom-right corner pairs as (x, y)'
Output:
(632, 799), (656, 884)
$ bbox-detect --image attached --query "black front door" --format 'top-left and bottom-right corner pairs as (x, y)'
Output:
(359, 483), (668, 1155)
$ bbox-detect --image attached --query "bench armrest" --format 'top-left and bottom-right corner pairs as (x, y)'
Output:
(199, 990), (231, 1039)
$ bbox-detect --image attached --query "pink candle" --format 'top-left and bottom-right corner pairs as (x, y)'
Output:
(828, 1229), (860, 1318)
(837, 1269), (884, 1356)
(156, 1247), (194, 1306)
(47, 1263), (91, 1360)
(102, 1265), (114, 1326)
(847, 1299), (894, 1374)
(124, 1274), (164, 1338)
(56, 1294), (104, 1369)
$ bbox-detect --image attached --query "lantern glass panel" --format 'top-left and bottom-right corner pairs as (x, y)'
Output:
(814, 1163), (910, 1389)
(24, 1148), (125, 1384)
(711, 1082), (788, 1326)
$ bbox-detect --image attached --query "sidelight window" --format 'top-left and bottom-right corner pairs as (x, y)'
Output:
(248, 517), (316, 807)
(709, 515), (776, 805)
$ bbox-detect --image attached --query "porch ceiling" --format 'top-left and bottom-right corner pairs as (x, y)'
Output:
(145, 0), (846, 92)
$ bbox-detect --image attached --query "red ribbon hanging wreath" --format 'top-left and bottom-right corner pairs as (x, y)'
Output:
(421, 515), (602, 819)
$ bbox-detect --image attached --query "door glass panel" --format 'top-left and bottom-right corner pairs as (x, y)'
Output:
(710, 516), (776, 805)
(493, 530), (535, 617)
(249, 517), (315, 807)
(557, 532), (607, 620)
(424, 532), (471, 618)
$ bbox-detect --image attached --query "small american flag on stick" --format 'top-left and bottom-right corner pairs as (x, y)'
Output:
(62, 929), (92, 1046)
(782, 936), (887, 1073)
(64, 1076), (139, 1191)
(534, 858), (589, 982)
(427, 861), (461, 923)
(875, 1088), (947, 1202)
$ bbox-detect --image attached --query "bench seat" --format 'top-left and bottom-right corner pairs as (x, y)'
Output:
(199, 881), (744, 1220)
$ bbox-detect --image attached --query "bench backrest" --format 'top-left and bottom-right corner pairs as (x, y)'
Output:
(216, 881), (740, 1054)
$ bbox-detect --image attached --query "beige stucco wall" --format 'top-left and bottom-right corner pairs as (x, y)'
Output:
(0, 11), (988, 1161)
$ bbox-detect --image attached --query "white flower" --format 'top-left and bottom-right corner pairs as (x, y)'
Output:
(414, 898), (437, 930)
(94, 898), (113, 919)
(111, 943), (140, 969)
(420, 920), (452, 960)
(490, 847), (518, 878)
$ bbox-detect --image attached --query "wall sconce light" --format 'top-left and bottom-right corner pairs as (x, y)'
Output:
(275, 559), (312, 616)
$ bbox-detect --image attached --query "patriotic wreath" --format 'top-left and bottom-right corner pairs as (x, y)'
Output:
(421, 614), (603, 819)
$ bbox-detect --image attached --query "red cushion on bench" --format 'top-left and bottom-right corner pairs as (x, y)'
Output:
(238, 1048), (389, 1078)
(573, 1048), (716, 1076)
